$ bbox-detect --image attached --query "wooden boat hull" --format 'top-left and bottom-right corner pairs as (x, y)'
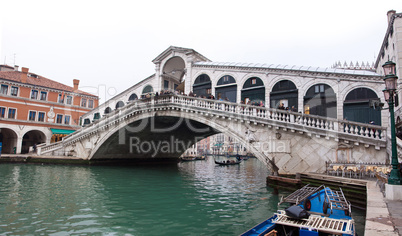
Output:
(214, 160), (242, 165)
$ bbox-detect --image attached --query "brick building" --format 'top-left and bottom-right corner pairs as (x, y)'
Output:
(0, 65), (99, 154)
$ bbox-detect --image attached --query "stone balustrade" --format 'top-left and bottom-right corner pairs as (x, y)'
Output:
(38, 94), (387, 156)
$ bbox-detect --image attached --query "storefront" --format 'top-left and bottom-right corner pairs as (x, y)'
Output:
(50, 128), (76, 143)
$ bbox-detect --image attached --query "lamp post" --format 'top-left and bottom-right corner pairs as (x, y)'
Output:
(382, 60), (401, 185)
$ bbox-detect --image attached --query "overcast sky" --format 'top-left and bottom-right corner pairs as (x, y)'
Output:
(0, 0), (400, 102)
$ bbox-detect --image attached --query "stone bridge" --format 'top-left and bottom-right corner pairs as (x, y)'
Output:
(38, 94), (388, 174)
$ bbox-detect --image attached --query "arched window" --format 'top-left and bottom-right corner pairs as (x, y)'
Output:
(83, 118), (91, 126)
(215, 75), (237, 102)
(142, 85), (153, 94)
(242, 77), (265, 106)
(104, 107), (112, 114)
(270, 80), (298, 110)
(304, 84), (336, 118)
(128, 93), (138, 101)
(193, 74), (211, 98)
(115, 101), (125, 109)
(344, 88), (381, 125)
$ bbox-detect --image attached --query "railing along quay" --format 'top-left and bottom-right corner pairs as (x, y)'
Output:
(38, 94), (387, 155)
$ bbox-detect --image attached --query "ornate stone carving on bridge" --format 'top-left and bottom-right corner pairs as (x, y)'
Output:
(335, 143), (353, 163)
(245, 127), (256, 143)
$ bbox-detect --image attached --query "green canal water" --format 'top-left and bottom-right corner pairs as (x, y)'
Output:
(0, 158), (365, 235)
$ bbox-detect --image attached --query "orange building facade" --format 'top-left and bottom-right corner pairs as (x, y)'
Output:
(0, 65), (99, 154)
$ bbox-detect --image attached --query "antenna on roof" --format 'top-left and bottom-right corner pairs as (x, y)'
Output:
(13, 53), (16, 66)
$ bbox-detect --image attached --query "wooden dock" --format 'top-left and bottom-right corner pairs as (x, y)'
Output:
(267, 172), (368, 209)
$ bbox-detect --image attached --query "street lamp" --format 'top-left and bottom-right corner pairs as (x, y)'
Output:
(382, 60), (401, 185)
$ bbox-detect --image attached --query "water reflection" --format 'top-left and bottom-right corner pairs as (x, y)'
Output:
(0, 159), (364, 236)
(0, 164), (110, 235)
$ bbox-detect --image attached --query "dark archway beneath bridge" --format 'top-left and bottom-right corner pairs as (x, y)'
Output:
(91, 116), (219, 162)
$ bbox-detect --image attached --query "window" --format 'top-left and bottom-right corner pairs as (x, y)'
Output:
(58, 93), (64, 103)
(88, 99), (94, 108)
(11, 86), (18, 96)
(66, 95), (72, 105)
(56, 114), (63, 124)
(29, 111), (36, 121)
(251, 78), (257, 85)
(314, 85), (325, 93)
(164, 80), (169, 89)
(81, 98), (87, 107)
(8, 108), (16, 119)
(64, 115), (71, 125)
(31, 90), (38, 99)
(40, 91), (47, 101)
(1, 85), (9, 95)
(0, 107), (5, 118)
(38, 112), (45, 122)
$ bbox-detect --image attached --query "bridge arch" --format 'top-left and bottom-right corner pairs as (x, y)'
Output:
(299, 78), (338, 97)
(161, 56), (186, 91)
(266, 75), (302, 91)
(87, 109), (276, 171)
(0, 128), (18, 154)
(339, 84), (384, 103)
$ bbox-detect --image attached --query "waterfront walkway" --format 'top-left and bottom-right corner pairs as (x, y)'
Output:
(366, 181), (401, 235)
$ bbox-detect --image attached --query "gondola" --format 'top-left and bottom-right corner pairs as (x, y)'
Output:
(214, 159), (242, 165)
(241, 185), (355, 236)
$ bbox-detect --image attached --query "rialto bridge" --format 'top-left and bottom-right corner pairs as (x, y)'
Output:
(37, 46), (400, 174)
(37, 94), (389, 174)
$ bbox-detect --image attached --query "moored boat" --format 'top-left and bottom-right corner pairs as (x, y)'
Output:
(241, 185), (355, 236)
(195, 155), (206, 160)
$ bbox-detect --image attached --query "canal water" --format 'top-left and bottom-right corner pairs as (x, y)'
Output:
(0, 157), (365, 235)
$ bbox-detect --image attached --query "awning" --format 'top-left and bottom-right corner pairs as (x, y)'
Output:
(50, 128), (76, 135)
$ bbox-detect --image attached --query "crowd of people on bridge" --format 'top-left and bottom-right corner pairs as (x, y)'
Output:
(139, 89), (271, 108)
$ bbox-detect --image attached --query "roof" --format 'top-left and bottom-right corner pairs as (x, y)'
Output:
(194, 61), (381, 77)
(374, 11), (402, 68)
(152, 46), (211, 64)
(0, 70), (97, 97)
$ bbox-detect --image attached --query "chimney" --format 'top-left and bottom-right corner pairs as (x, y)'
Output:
(73, 79), (80, 92)
(14, 65), (19, 71)
(387, 10), (396, 24)
(21, 67), (29, 83)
